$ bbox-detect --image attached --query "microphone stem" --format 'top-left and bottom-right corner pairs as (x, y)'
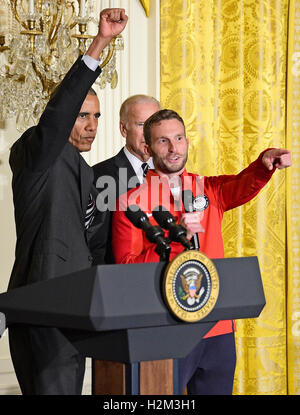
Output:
(155, 243), (171, 261)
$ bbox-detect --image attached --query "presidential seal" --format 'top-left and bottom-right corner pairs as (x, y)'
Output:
(163, 250), (219, 322)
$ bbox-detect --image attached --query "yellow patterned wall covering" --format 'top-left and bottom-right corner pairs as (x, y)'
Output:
(161, 0), (289, 394)
(286, 0), (300, 395)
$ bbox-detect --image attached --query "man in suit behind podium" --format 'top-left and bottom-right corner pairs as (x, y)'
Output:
(8, 8), (128, 395)
(92, 95), (161, 264)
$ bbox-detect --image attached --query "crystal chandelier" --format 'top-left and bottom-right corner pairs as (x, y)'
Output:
(0, 0), (124, 131)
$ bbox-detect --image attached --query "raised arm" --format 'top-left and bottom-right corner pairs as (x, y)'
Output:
(261, 148), (292, 170)
(17, 8), (128, 172)
(86, 8), (128, 60)
(210, 148), (292, 212)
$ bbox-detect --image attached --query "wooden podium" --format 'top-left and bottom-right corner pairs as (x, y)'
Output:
(92, 360), (174, 395)
(0, 257), (265, 395)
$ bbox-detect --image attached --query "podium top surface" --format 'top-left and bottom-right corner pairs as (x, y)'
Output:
(0, 256), (265, 332)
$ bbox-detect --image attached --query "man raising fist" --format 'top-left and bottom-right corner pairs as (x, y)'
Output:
(8, 9), (127, 395)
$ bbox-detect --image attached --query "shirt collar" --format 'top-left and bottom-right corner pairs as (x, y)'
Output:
(123, 146), (154, 183)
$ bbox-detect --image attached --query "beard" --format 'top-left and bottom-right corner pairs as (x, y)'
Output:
(152, 152), (188, 174)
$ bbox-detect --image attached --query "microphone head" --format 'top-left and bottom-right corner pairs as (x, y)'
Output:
(125, 205), (148, 228)
(182, 190), (194, 212)
(153, 206), (190, 248)
(152, 206), (176, 229)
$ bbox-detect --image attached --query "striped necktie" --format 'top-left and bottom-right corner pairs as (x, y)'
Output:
(85, 193), (96, 229)
(141, 163), (149, 180)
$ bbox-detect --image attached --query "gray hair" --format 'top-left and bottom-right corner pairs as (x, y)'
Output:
(119, 94), (161, 122)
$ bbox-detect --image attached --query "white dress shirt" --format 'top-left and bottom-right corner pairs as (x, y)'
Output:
(82, 54), (101, 71)
(123, 147), (154, 184)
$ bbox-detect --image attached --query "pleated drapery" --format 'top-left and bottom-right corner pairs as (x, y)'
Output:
(161, 0), (299, 395)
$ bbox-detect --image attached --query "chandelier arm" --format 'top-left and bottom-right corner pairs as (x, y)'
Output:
(45, 4), (59, 45)
(68, 2), (77, 29)
(100, 37), (116, 69)
(31, 60), (46, 91)
(11, 0), (28, 30)
(69, 21), (77, 30)
(31, 60), (56, 98)
(49, 12), (62, 45)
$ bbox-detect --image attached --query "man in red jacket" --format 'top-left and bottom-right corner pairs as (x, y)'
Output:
(111, 109), (292, 394)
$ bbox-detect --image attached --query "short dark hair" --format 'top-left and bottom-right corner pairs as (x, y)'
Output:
(87, 87), (97, 96)
(143, 109), (186, 146)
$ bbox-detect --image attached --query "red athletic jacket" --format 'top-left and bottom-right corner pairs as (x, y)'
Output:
(112, 151), (275, 337)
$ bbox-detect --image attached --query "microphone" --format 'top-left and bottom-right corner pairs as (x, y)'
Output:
(125, 205), (170, 260)
(152, 206), (193, 250)
(182, 190), (200, 250)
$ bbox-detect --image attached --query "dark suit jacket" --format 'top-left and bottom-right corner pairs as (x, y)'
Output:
(9, 57), (102, 290)
(92, 148), (139, 264)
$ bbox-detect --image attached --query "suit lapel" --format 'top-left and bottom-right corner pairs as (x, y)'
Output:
(79, 154), (94, 216)
(114, 148), (138, 194)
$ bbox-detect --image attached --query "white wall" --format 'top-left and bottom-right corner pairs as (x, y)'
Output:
(0, 0), (160, 395)
(83, 0), (160, 166)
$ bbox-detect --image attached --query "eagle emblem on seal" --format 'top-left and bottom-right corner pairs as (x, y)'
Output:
(180, 267), (205, 306)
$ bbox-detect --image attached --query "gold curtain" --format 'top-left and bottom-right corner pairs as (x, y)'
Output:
(139, 0), (150, 17)
(161, 0), (296, 394)
(286, 0), (300, 395)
